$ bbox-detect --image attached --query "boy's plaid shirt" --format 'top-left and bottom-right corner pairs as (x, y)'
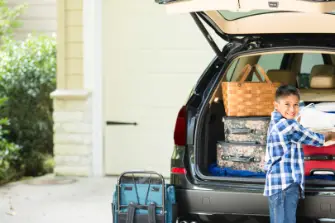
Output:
(263, 111), (325, 198)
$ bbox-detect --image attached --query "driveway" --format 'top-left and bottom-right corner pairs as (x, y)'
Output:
(0, 174), (315, 223)
(0, 174), (116, 223)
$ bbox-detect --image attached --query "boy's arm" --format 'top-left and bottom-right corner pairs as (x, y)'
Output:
(290, 120), (325, 146)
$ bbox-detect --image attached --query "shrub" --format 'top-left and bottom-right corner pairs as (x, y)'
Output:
(0, 97), (22, 184)
(0, 0), (26, 38)
(0, 34), (56, 176)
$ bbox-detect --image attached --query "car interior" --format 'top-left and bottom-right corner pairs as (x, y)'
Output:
(197, 50), (335, 181)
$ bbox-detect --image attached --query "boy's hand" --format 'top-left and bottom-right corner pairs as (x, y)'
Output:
(324, 132), (335, 142)
(296, 116), (301, 123)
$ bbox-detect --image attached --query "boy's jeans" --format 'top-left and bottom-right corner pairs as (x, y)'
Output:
(268, 183), (300, 223)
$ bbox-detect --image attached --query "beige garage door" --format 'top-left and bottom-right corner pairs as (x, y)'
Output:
(102, 0), (225, 177)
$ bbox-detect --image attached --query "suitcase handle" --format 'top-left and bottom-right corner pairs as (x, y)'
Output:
(229, 128), (253, 134)
(117, 171), (165, 214)
(117, 171), (165, 186)
(229, 141), (260, 145)
(304, 155), (334, 160)
(310, 169), (335, 176)
(221, 155), (261, 163)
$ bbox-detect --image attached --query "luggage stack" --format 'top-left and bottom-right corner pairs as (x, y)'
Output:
(299, 66), (335, 176)
(216, 63), (335, 177)
(217, 64), (276, 173)
(112, 171), (177, 223)
(216, 116), (270, 172)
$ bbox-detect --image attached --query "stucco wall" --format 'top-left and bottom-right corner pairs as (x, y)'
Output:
(57, 0), (83, 89)
(9, 0), (57, 40)
(52, 0), (91, 176)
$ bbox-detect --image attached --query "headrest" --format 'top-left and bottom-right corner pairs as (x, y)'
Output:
(311, 64), (335, 77)
(267, 70), (297, 86)
(310, 65), (335, 89)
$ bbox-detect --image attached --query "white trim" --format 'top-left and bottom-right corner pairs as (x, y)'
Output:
(83, 0), (104, 176)
(50, 89), (91, 99)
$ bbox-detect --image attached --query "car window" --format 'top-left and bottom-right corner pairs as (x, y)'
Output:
(251, 53), (284, 82)
(301, 53), (324, 74)
(227, 53), (284, 82)
(298, 53), (324, 89)
(219, 10), (281, 21)
(225, 59), (238, 81)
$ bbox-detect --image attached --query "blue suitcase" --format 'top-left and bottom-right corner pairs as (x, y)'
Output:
(112, 171), (177, 223)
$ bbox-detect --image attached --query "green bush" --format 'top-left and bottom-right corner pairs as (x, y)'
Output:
(0, 0), (26, 38)
(0, 97), (22, 184)
(0, 34), (56, 177)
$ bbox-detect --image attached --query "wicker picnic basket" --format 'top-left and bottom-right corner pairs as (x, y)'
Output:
(222, 64), (281, 117)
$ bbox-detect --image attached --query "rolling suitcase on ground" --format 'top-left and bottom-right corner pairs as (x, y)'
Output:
(111, 171), (177, 223)
(303, 144), (335, 176)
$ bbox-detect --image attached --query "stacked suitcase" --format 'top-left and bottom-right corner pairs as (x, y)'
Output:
(302, 125), (335, 177)
(303, 144), (335, 176)
(216, 116), (270, 172)
(217, 64), (276, 173)
(216, 114), (335, 175)
(112, 171), (177, 223)
(300, 70), (335, 176)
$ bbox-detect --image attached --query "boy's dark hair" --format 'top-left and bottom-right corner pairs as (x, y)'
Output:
(275, 85), (300, 101)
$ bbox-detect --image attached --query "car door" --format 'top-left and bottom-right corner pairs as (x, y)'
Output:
(156, 0), (335, 59)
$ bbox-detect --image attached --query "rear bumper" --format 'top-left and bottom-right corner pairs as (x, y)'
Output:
(176, 188), (335, 219)
(176, 188), (268, 216)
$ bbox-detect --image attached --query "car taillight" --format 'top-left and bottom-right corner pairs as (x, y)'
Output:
(174, 106), (186, 146)
(171, 167), (186, 174)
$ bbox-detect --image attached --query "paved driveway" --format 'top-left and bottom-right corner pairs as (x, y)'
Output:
(0, 174), (116, 223)
(0, 174), (313, 223)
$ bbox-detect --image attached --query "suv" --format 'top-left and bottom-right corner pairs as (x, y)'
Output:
(156, 1), (335, 222)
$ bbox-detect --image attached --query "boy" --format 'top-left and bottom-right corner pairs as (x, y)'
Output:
(264, 85), (335, 223)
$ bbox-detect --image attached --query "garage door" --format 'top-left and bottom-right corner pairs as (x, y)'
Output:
(102, 0), (226, 177)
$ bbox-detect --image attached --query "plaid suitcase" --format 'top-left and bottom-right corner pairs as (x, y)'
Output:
(112, 171), (177, 223)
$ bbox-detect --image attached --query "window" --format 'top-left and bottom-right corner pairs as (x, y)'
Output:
(258, 53), (284, 72)
(301, 53), (324, 74)
(219, 10), (289, 21)
(299, 53), (324, 88)
(225, 59), (238, 81)
(227, 53), (284, 82)
(252, 53), (284, 82)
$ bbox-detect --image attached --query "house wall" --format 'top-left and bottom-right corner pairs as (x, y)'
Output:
(9, 0), (57, 40)
(51, 0), (92, 176)
(7, 0), (89, 176)
(57, 0), (83, 89)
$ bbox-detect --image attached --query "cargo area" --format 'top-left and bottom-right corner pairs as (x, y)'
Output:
(196, 50), (335, 182)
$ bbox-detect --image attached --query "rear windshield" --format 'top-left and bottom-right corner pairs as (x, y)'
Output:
(219, 10), (335, 21)
(218, 10), (291, 21)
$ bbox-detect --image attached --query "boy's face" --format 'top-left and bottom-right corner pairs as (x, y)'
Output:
(274, 94), (300, 120)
